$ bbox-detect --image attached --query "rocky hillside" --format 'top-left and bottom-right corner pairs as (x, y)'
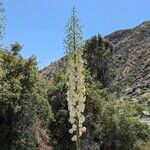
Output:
(41, 21), (150, 98)
(106, 21), (150, 98)
(40, 57), (66, 81)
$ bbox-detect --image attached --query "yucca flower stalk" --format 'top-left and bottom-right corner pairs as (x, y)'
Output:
(64, 7), (86, 150)
(66, 49), (86, 149)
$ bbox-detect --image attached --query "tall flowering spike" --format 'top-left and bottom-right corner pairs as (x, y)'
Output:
(64, 7), (86, 150)
(64, 6), (83, 54)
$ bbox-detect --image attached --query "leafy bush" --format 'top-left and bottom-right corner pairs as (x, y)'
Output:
(0, 46), (53, 149)
(47, 73), (150, 150)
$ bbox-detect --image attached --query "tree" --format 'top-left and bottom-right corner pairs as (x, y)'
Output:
(84, 35), (114, 87)
(0, 45), (53, 149)
(64, 7), (86, 150)
(11, 42), (22, 55)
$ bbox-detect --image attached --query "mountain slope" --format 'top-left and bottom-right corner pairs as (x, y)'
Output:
(106, 21), (150, 97)
(40, 57), (66, 81)
(41, 21), (150, 98)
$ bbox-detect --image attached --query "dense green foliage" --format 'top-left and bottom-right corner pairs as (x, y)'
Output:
(0, 45), (53, 149)
(85, 81), (149, 150)
(84, 35), (114, 87)
(48, 74), (74, 150)
(47, 72), (150, 150)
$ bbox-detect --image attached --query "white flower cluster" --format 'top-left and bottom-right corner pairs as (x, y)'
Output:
(66, 49), (86, 141)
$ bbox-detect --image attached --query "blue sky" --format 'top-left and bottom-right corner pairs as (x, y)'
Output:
(3, 0), (150, 68)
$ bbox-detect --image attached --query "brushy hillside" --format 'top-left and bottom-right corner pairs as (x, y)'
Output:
(41, 21), (150, 99)
(39, 21), (150, 149)
(106, 21), (150, 98)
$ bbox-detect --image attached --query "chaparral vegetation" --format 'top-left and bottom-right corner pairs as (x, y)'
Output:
(0, 2), (150, 150)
